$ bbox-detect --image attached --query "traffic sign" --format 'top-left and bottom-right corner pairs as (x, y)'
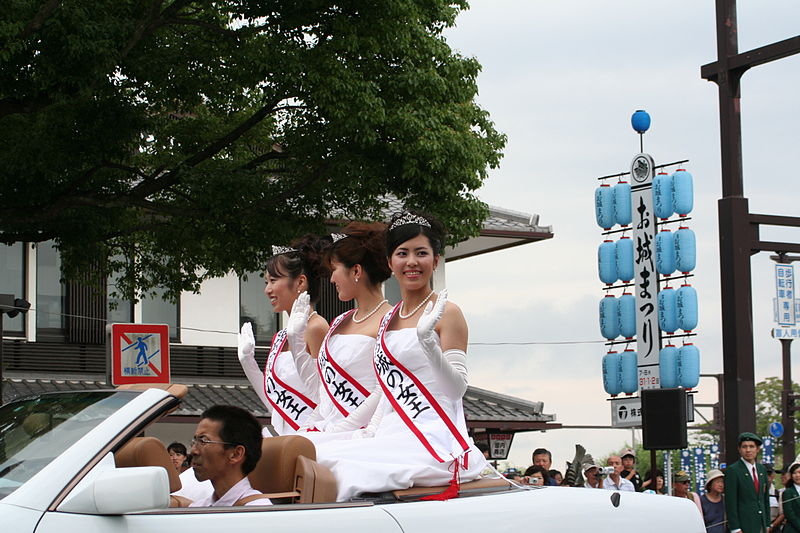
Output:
(769, 422), (784, 438)
(110, 323), (171, 385)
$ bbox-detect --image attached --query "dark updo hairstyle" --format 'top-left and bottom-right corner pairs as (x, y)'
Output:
(265, 234), (331, 304)
(386, 211), (446, 257)
(329, 222), (392, 284)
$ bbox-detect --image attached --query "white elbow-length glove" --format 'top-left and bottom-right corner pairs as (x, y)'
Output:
(417, 289), (469, 397)
(238, 322), (270, 408)
(330, 386), (385, 434)
(286, 292), (321, 395)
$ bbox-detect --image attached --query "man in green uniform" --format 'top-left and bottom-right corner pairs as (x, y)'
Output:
(725, 432), (770, 533)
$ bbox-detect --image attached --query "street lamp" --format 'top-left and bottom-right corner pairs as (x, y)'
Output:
(0, 294), (31, 404)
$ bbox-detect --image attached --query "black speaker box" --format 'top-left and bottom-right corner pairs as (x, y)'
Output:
(642, 388), (688, 450)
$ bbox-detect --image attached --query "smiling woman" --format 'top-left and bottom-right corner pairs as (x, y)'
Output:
(312, 211), (487, 501)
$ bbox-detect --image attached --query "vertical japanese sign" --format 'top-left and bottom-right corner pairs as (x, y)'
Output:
(630, 153), (660, 389)
(775, 263), (796, 326)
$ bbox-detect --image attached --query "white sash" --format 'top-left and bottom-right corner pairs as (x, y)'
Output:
(264, 329), (317, 431)
(317, 310), (372, 417)
(374, 303), (470, 464)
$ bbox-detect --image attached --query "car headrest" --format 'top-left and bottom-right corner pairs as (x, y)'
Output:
(116, 383), (189, 399)
(115, 436), (182, 493)
(248, 435), (316, 494)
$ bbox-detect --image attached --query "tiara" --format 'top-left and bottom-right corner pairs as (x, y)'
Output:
(271, 245), (298, 256)
(390, 212), (431, 230)
(331, 233), (348, 243)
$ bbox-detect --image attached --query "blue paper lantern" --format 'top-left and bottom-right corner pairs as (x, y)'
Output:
(676, 284), (698, 332)
(674, 226), (696, 273)
(658, 286), (679, 334)
(653, 172), (674, 219)
(595, 184), (615, 229)
(656, 229), (676, 276)
(678, 344), (700, 389)
(631, 110), (651, 134)
(616, 237), (634, 283)
(602, 351), (623, 396)
(620, 349), (638, 394)
(618, 292), (636, 339)
(672, 169), (694, 216)
(659, 345), (679, 388)
(614, 181), (632, 226)
(598, 240), (618, 285)
(600, 295), (620, 340)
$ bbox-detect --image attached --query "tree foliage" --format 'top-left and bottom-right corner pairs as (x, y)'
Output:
(0, 0), (505, 299)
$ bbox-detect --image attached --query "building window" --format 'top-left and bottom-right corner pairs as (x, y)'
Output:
(0, 242), (25, 335)
(36, 241), (65, 340)
(140, 287), (179, 341)
(239, 272), (277, 345)
(107, 263), (133, 325)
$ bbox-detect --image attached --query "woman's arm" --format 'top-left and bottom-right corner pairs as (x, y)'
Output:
(418, 290), (468, 397)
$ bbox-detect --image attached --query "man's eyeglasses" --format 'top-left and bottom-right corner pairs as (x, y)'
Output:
(191, 436), (237, 447)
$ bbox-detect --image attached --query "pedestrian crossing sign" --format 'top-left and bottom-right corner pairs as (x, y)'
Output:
(110, 323), (171, 385)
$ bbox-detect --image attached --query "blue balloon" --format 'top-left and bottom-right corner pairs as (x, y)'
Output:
(675, 226), (696, 273)
(653, 173), (674, 219)
(620, 349), (638, 394)
(602, 351), (623, 396)
(658, 287), (679, 334)
(616, 237), (634, 282)
(655, 229), (676, 276)
(672, 169), (694, 216)
(595, 184), (615, 229)
(617, 292), (636, 339)
(598, 240), (618, 285)
(600, 295), (620, 340)
(677, 284), (698, 332)
(631, 110), (651, 134)
(614, 181), (632, 226)
(678, 344), (700, 389)
(659, 345), (679, 388)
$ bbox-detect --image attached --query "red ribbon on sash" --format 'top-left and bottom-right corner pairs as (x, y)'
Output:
(317, 310), (372, 417)
(374, 304), (470, 464)
(264, 329), (317, 431)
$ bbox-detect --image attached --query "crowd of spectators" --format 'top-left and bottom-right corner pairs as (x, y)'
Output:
(498, 435), (800, 533)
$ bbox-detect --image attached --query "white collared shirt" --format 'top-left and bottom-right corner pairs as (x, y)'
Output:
(602, 476), (636, 492)
(189, 476), (272, 507)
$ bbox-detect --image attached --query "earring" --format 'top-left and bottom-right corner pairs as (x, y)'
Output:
(355, 277), (360, 283)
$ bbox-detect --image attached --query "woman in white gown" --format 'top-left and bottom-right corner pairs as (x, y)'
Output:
(298, 222), (392, 432)
(314, 212), (487, 501)
(237, 235), (330, 435)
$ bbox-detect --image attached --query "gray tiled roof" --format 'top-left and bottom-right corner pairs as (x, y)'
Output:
(378, 196), (552, 235)
(2, 375), (556, 426)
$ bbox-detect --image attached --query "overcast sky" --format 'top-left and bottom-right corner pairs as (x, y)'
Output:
(441, 0), (800, 471)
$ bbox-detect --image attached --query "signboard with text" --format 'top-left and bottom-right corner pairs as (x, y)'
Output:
(611, 396), (643, 428)
(487, 432), (514, 460)
(110, 323), (171, 385)
(630, 153), (660, 389)
(775, 263), (796, 326)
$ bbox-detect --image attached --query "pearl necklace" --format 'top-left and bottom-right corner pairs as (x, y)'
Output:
(398, 290), (435, 319)
(352, 299), (388, 324)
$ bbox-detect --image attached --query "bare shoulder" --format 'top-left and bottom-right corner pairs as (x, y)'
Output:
(441, 300), (466, 324)
(307, 314), (329, 340)
(436, 298), (468, 351)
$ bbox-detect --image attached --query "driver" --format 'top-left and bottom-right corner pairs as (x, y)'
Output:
(172, 405), (271, 507)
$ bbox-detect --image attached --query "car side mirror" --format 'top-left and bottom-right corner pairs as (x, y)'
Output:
(59, 466), (170, 514)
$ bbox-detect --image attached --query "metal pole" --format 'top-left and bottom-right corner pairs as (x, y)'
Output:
(0, 312), (4, 405)
(782, 338), (795, 467)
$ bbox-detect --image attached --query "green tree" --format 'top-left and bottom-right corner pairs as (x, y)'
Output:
(0, 0), (505, 299)
(755, 376), (800, 462)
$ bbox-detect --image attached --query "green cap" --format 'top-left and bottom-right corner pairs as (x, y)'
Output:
(738, 432), (763, 446)
(673, 470), (691, 482)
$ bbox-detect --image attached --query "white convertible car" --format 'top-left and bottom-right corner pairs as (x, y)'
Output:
(0, 387), (705, 532)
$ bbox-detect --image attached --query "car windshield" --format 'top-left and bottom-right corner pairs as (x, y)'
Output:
(0, 391), (137, 500)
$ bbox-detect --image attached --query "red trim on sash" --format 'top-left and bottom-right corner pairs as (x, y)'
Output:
(375, 303), (470, 463)
(318, 310), (372, 417)
(263, 329), (317, 431)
